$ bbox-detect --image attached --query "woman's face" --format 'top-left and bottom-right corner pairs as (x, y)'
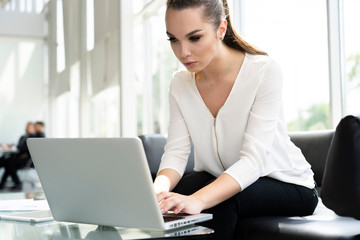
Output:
(26, 123), (35, 135)
(165, 7), (224, 73)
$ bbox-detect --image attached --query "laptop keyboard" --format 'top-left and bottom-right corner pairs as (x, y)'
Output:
(163, 213), (188, 222)
(163, 215), (185, 222)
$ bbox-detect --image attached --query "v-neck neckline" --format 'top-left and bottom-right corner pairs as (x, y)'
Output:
(191, 54), (247, 119)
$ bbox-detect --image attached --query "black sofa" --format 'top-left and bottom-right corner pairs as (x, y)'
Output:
(139, 115), (360, 239)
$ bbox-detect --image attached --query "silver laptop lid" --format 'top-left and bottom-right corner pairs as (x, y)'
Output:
(27, 138), (166, 230)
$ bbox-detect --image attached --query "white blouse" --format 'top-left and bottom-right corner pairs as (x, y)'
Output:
(158, 54), (315, 190)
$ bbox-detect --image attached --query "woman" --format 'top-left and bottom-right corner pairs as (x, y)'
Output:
(154, 0), (318, 239)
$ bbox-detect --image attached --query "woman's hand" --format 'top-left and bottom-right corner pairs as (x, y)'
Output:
(156, 173), (241, 215)
(157, 192), (205, 215)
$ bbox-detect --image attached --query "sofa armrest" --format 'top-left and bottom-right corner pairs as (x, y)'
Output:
(289, 130), (334, 187)
(320, 115), (360, 219)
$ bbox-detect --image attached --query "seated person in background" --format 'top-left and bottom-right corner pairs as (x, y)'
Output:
(0, 143), (15, 166)
(0, 142), (16, 153)
(0, 122), (36, 190)
(34, 121), (46, 138)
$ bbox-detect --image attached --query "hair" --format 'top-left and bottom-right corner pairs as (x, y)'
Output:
(166, 0), (267, 55)
(26, 121), (34, 126)
(35, 121), (45, 127)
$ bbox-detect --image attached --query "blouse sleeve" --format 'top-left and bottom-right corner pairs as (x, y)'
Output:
(158, 80), (192, 177)
(224, 59), (284, 190)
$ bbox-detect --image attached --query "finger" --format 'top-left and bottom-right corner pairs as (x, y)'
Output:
(173, 201), (185, 214)
(157, 191), (171, 202)
(160, 196), (181, 214)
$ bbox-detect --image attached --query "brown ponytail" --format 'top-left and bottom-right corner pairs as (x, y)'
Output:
(166, 0), (267, 55)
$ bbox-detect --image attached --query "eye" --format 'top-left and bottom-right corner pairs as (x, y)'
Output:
(189, 35), (201, 42)
(167, 37), (178, 43)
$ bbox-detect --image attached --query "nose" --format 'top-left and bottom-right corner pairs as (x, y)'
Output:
(180, 42), (191, 58)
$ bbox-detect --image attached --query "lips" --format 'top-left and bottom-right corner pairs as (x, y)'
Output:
(184, 61), (197, 68)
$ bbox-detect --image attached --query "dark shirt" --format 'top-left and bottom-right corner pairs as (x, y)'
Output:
(16, 134), (34, 155)
(34, 132), (45, 138)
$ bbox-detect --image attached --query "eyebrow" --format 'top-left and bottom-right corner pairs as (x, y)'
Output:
(166, 29), (203, 37)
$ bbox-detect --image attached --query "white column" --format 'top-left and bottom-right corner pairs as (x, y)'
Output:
(327, 0), (345, 127)
(119, 0), (136, 136)
(46, 0), (58, 137)
(79, 0), (91, 137)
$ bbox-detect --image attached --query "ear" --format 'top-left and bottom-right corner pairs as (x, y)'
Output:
(218, 18), (228, 40)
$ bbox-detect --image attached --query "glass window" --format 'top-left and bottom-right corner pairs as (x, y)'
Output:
(343, 0), (360, 116)
(69, 62), (80, 137)
(56, 0), (66, 73)
(86, 0), (94, 51)
(53, 62), (81, 138)
(133, 0), (150, 14)
(54, 93), (70, 138)
(90, 86), (120, 137)
(241, 0), (330, 131)
(134, 5), (180, 135)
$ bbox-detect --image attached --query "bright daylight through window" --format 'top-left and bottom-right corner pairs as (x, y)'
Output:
(343, 0), (360, 116)
(101, 0), (359, 136)
(241, 0), (330, 131)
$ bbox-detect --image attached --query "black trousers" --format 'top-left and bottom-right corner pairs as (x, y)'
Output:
(0, 156), (29, 186)
(173, 172), (318, 240)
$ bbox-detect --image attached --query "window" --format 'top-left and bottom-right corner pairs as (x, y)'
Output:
(56, 0), (65, 73)
(90, 86), (120, 137)
(134, 4), (180, 135)
(133, 0), (333, 134)
(343, 0), (360, 116)
(46, 0), (356, 138)
(241, 0), (330, 131)
(54, 92), (70, 138)
(52, 62), (80, 138)
(133, 0), (152, 13)
(69, 62), (80, 137)
(86, 0), (94, 51)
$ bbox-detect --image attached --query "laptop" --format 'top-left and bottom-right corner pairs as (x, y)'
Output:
(26, 137), (212, 230)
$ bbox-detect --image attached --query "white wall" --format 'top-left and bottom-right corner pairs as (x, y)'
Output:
(0, 37), (46, 144)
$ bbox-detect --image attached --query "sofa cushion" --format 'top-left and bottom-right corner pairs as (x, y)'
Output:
(235, 199), (360, 240)
(320, 115), (360, 219)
